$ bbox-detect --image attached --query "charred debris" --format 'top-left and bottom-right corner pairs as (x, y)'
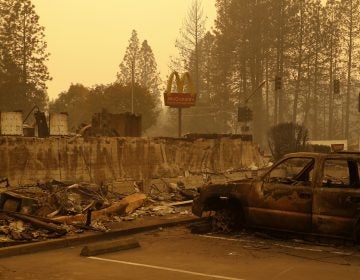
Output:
(0, 178), (199, 246)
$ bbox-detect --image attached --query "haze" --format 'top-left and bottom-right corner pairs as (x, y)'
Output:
(32, 0), (217, 99)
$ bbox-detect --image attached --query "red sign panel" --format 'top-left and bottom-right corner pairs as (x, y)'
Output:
(331, 143), (345, 152)
(164, 92), (196, 108)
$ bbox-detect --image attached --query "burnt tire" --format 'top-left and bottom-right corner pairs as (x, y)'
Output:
(211, 203), (244, 233)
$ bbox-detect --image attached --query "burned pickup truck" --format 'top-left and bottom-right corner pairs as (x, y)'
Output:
(192, 152), (360, 241)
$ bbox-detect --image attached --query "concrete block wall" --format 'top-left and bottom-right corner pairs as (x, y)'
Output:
(0, 136), (264, 186)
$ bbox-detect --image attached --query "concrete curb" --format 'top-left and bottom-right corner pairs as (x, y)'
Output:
(0, 216), (200, 259)
(80, 237), (140, 256)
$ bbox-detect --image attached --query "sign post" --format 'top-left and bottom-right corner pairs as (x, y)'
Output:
(178, 108), (182, 138)
(164, 71), (196, 137)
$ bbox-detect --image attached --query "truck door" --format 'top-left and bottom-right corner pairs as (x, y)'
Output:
(248, 157), (314, 232)
(313, 158), (360, 237)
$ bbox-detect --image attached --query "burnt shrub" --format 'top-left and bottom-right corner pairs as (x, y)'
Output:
(268, 122), (309, 161)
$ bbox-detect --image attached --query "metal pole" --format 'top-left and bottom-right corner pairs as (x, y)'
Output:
(131, 84), (134, 114)
(131, 61), (134, 114)
(178, 108), (182, 137)
(244, 80), (266, 105)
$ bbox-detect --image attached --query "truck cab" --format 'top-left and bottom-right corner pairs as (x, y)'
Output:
(192, 152), (360, 241)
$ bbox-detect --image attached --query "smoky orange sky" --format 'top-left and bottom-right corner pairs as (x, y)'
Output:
(31, 0), (217, 99)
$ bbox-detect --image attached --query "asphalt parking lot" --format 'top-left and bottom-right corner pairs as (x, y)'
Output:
(1, 226), (360, 280)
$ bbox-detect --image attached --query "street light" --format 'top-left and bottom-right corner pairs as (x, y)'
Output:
(237, 80), (266, 134)
(243, 80), (266, 105)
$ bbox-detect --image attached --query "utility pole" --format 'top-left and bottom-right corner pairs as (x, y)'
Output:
(131, 61), (135, 114)
(178, 108), (182, 137)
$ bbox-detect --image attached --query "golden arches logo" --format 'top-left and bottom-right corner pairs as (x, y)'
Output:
(164, 71), (196, 107)
(166, 71), (195, 95)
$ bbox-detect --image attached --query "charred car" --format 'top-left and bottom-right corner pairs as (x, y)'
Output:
(192, 152), (360, 241)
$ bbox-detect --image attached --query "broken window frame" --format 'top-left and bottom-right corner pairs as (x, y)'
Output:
(263, 157), (315, 186)
(322, 158), (360, 189)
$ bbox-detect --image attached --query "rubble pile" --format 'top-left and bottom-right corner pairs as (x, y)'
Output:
(103, 180), (197, 223)
(0, 211), (67, 245)
(0, 178), (198, 246)
(0, 214), (51, 243)
(113, 180), (196, 219)
(0, 167), (262, 246)
(1, 181), (112, 216)
(147, 180), (198, 202)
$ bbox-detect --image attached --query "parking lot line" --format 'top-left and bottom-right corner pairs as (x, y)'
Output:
(88, 256), (245, 280)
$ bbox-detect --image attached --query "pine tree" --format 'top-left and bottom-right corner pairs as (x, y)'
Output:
(269, 0), (298, 124)
(174, 0), (206, 100)
(323, 0), (342, 138)
(0, 0), (50, 112)
(198, 32), (216, 105)
(210, 0), (236, 129)
(117, 29), (140, 113)
(117, 30), (162, 114)
(138, 40), (162, 97)
(117, 29), (140, 85)
(302, 0), (324, 138)
(340, 0), (360, 140)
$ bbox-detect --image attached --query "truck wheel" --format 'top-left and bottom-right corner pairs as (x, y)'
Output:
(211, 203), (244, 232)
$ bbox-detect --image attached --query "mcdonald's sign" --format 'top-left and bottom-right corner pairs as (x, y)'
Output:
(164, 71), (196, 107)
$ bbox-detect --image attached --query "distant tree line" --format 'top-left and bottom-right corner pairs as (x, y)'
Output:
(173, 0), (360, 145)
(49, 83), (159, 132)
